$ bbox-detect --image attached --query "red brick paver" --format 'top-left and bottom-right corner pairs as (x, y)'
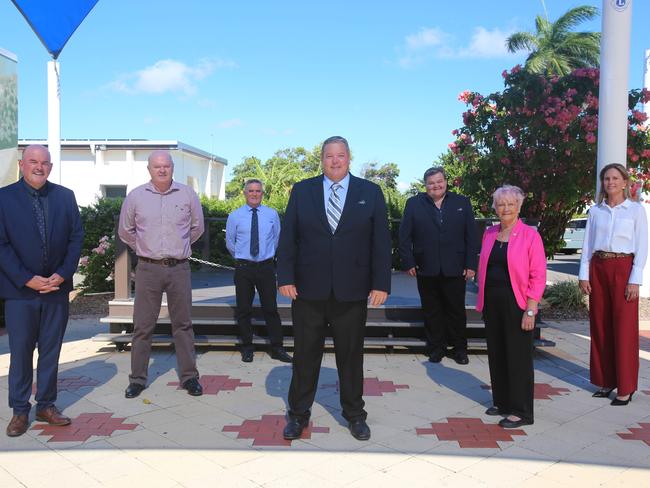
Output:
(481, 383), (570, 400)
(223, 414), (329, 446)
(32, 375), (100, 394)
(321, 377), (409, 396)
(31, 413), (137, 442)
(417, 417), (527, 448)
(167, 375), (252, 395)
(617, 423), (650, 447)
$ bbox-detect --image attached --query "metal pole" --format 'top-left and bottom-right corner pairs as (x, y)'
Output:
(47, 60), (61, 184)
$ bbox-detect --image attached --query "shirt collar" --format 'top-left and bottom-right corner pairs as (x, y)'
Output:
(146, 180), (181, 195)
(600, 198), (631, 210)
(324, 172), (350, 190)
(21, 177), (49, 197)
(246, 204), (263, 212)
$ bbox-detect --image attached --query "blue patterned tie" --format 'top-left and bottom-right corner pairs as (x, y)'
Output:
(32, 191), (47, 267)
(250, 207), (259, 257)
(327, 183), (342, 233)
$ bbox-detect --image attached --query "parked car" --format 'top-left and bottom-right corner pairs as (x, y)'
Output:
(560, 218), (587, 254)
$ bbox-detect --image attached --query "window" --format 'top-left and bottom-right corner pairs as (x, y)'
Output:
(102, 185), (127, 199)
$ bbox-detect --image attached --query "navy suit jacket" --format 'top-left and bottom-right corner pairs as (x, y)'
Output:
(277, 174), (392, 301)
(0, 179), (83, 300)
(398, 191), (478, 277)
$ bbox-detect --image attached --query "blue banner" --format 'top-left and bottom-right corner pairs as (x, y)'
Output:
(11, 0), (99, 59)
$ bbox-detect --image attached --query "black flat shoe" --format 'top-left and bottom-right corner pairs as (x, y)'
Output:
(270, 347), (292, 363)
(283, 418), (308, 440)
(241, 348), (254, 363)
(428, 350), (445, 363)
(592, 388), (614, 398)
(448, 349), (469, 365)
(485, 406), (503, 416)
(182, 377), (203, 396)
(348, 419), (371, 441)
(125, 383), (146, 399)
(611, 392), (634, 406)
(499, 417), (533, 429)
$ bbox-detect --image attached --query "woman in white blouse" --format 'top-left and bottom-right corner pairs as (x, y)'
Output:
(579, 163), (648, 406)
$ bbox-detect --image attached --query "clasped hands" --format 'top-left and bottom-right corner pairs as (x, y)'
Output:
(26, 273), (64, 294)
(278, 285), (388, 306)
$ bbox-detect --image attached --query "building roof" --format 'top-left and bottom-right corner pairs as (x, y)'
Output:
(18, 139), (227, 165)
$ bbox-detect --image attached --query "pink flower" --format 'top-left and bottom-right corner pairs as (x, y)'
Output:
(80, 256), (89, 267)
(585, 132), (596, 144)
(458, 90), (472, 103)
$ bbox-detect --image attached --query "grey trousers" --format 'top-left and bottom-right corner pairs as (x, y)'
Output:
(129, 260), (198, 385)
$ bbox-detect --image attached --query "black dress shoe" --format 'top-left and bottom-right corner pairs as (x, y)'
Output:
(270, 346), (292, 363)
(592, 388), (614, 398)
(499, 417), (533, 429)
(611, 392), (634, 406)
(125, 383), (146, 399)
(449, 349), (469, 365)
(283, 418), (308, 440)
(348, 419), (371, 441)
(241, 348), (254, 363)
(182, 377), (203, 396)
(428, 350), (445, 363)
(485, 406), (503, 416)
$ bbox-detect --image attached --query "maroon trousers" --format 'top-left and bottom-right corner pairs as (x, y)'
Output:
(589, 255), (639, 396)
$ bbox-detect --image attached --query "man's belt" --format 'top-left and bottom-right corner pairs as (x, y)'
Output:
(137, 256), (188, 267)
(593, 251), (634, 260)
(236, 258), (274, 267)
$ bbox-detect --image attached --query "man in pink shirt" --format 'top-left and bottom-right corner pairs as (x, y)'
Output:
(118, 150), (205, 398)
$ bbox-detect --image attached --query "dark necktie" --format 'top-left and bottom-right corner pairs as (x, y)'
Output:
(32, 191), (48, 267)
(250, 207), (259, 258)
(327, 183), (342, 233)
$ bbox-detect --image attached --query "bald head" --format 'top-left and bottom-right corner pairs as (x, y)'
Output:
(19, 144), (52, 190)
(147, 150), (174, 192)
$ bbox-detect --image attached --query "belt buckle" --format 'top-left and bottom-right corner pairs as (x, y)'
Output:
(161, 258), (172, 266)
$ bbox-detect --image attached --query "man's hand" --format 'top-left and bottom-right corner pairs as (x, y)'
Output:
(625, 283), (639, 302)
(406, 267), (417, 277)
(25, 275), (49, 291)
(579, 280), (591, 295)
(368, 290), (388, 306)
(463, 269), (476, 281)
(279, 284), (298, 300)
(39, 273), (64, 294)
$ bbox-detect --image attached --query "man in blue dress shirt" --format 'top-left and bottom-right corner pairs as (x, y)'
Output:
(226, 179), (291, 363)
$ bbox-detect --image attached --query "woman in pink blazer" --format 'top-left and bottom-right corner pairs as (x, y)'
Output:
(476, 185), (546, 428)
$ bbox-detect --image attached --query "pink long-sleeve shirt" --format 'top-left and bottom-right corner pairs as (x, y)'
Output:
(476, 219), (547, 312)
(118, 180), (204, 260)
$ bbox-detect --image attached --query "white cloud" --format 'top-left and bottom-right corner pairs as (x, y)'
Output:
(107, 58), (235, 96)
(397, 181), (411, 192)
(261, 128), (294, 136)
(217, 118), (243, 129)
(398, 26), (516, 67)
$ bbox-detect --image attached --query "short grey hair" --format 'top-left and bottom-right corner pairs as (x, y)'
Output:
(320, 136), (350, 159)
(423, 167), (446, 182)
(244, 178), (264, 192)
(492, 185), (525, 210)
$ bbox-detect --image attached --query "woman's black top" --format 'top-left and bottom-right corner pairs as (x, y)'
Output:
(486, 240), (512, 289)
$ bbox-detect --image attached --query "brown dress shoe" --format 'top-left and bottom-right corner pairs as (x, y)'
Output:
(35, 406), (71, 426)
(6, 414), (29, 437)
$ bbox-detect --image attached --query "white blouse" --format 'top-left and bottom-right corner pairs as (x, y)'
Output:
(578, 199), (648, 284)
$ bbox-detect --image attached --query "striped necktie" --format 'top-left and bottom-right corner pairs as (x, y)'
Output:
(250, 207), (259, 257)
(327, 183), (342, 233)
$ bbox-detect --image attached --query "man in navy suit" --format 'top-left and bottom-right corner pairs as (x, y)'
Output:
(399, 167), (478, 365)
(277, 136), (391, 441)
(0, 145), (83, 437)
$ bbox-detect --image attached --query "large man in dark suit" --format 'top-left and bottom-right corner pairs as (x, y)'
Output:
(399, 167), (478, 365)
(0, 145), (83, 437)
(277, 136), (392, 441)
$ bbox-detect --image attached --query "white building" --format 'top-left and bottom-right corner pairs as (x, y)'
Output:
(17, 139), (227, 206)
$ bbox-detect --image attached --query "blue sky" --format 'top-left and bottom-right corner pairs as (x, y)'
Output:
(1, 0), (649, 189)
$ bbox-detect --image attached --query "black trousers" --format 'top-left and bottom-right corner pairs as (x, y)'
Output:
(416, 274), (467, 353)
(234, 261), (284, 348)
(484, 285), (534, 422)
(288, 295), (367, 422)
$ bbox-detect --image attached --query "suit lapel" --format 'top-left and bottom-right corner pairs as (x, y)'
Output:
(310, 175), (330, 233)
(46, 187), (57, 250)
(13, 182), (42, 240)
(336, 174), (361, 233)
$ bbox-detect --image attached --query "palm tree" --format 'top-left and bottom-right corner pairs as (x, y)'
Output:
(506, 5), (600, 76)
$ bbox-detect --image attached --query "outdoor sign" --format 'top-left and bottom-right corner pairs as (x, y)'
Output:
(0, 47), (18, 187)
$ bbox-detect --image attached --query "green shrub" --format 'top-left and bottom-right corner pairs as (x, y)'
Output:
(543, 280), (586, 311)
(79, 235), (115, 292)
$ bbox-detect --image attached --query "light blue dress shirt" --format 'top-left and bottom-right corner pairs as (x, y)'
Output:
(323, 172), (350, 211)
(225, 204), (281, 261)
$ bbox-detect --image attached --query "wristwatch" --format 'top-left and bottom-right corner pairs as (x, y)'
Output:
(525, 309), (536, 317)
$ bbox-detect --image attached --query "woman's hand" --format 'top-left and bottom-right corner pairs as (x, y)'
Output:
(521, 313), (535, 331)
(625, 283), (639, 302)
(579, 280), (591, 295)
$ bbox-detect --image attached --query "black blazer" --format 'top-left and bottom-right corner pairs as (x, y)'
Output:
(277, 174), (392, 301)
(0, 179), (83, 300)
(399, 191), (478, 277)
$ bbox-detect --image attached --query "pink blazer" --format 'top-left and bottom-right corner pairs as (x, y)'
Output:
(476, 219), (547, 312)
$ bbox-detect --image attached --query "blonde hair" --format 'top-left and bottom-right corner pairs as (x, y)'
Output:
(597, 163), (630, 204)
(492, 185), (525, 211)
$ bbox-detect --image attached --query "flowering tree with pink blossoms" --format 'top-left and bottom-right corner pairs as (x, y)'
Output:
(447, 65), (650, 255)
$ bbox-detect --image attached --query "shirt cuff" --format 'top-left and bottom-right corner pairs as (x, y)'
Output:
(629, 265), (643, 285)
